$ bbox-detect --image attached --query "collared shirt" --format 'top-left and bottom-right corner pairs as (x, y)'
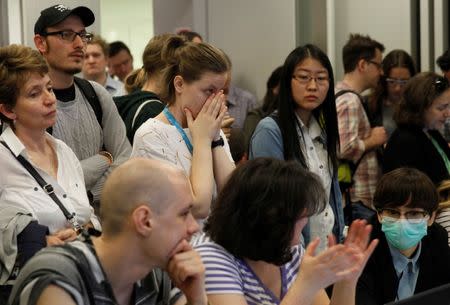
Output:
(388, 242), (422, 300)
(227, 85), (257, 129)
(335, 81), (381, 206)
(0, 127), (98, 233)
(295, 114), (334, 253)
(104, 74), (126, 97)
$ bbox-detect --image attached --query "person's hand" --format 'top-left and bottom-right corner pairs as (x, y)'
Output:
(370, 126), (388, 147)
(185, 91), (227, 145)
(339, 219), (378, 285)
(294, 236), (362, 292)
(167, 240), (207, 305)
(45, 228), (77, 246)
(221, 114), (235, 141)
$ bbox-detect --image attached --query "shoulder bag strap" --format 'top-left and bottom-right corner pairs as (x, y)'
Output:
(0, 141), (82, 233)
(73, 77), (103, 128)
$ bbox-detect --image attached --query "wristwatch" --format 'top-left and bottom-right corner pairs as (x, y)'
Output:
(211, 136), (224, 149)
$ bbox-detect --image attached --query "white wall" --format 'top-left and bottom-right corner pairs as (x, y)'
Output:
(333, 0), (412, 79)
(21, 0), (101, 49)
(207, 0), (297, 101)
(100, 0), (154, 69)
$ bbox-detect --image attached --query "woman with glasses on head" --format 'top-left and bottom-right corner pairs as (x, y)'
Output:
(368, 50), (416, 137)
(356, 167), (450, 305)
(383, 72), (450, 185)
(249, 44), (344, 250)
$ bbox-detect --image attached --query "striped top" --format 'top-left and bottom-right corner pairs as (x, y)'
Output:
(193, 236), (303, 305)
(436, 207), (450, 245)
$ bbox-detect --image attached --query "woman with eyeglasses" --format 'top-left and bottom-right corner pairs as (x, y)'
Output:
(383, 72), (450, 185)
(368, 50), (416, 137)
(249, 44), (344, 250)
(356, 167), (450, 304)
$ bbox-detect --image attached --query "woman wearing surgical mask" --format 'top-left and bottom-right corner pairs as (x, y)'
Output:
(356, 167), (450, 305)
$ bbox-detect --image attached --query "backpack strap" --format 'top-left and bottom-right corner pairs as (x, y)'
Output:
(73, 77), (103, 128)
(335, 89), (371, 125)
(131, 99), (162, 130)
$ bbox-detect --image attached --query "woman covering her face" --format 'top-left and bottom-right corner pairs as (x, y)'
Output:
(250, 44), (343, 250)
(0, 45), (99, 298)
(194, 158), (377, 305)
(131, 37), (235, 221)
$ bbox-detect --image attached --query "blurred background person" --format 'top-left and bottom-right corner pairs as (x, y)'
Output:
(108, 41), (134, 82)
(82, 34), (125, 97)
(368, 49), (416, 137)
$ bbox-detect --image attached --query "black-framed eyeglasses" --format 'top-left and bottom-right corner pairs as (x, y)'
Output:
(435, 76), (449, 93)
(377, 208), (429, 224)
(386, 78), (409, 86)
(367, 60), (382, 69)
(41, 30), (93, 43)
(292, 74), (329, 86)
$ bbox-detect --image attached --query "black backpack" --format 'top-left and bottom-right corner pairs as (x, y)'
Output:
(113, 90), (165, 143)
(47, 77), (103, 134)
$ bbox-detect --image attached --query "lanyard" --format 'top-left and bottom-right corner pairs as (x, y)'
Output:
(163, 107), (193, 154)
(425, 131), (450, 175)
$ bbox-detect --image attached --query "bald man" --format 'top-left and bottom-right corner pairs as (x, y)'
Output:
(8, 158), (206, 305)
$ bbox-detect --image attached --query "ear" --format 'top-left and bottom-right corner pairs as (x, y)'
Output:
(131, 205), (153, 236)
(34, 35), (48, 54)
(174, 75), (184, 94)
(427, 211), (436, 226)
(357, 58), (367, 72)
(0, 103), (16, 121)
(377, 212), (383, 224)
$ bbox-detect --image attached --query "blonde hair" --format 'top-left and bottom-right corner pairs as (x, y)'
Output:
(159, 37), (230, 105)
(124, 33), (180, 93)
(0, 44), (48, 125)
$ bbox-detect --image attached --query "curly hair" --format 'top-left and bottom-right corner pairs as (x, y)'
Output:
(374, 167), (438, 214)
(394, 72), (449, 126)
(204, 158), (327, 265)
(0, 44), (48, 125)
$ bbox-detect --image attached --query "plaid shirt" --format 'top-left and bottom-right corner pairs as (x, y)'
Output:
(335, 81), (381, 207)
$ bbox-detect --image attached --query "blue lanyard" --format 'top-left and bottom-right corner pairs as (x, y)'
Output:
(163, 107), (193, 154)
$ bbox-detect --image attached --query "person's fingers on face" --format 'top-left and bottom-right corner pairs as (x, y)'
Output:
(168, 239), (191, 259)
(184, 108), (194, 127)
(168, 250), (204, 284)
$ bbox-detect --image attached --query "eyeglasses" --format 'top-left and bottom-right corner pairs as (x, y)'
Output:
(292, 74), (329, 86)
(377, 208), (429, 224)
(386, 78), (409, 86)
(367, 60), (382, 69)
(41, 30), (93, 43)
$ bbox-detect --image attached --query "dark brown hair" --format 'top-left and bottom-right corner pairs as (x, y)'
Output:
(342, 33), (385, 74)
(374, 167), (439, 214)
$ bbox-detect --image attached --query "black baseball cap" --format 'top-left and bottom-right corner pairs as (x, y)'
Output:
(34, 4), (95, 35)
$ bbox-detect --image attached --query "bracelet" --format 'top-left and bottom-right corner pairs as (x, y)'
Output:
(99, 151), (114, 164)
(211, 136), (224, 149)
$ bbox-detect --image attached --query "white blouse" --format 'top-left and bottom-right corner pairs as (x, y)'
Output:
(0, 127), (98, 233)
(295, 114), (335, 253)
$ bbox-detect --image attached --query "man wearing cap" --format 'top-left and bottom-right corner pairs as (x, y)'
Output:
(33, 4), (131, 202)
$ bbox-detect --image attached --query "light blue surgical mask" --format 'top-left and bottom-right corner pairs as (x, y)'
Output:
(381, 218), (428, 250)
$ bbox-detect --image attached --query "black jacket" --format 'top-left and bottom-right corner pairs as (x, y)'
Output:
(383, 125), (450, 185)
(356, 220), (450, 305)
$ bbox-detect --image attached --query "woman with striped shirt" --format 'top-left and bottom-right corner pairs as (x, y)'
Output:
(194, 158), (377, 305)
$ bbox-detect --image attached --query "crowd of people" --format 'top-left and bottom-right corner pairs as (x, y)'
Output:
(1, 3), (450, 305)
